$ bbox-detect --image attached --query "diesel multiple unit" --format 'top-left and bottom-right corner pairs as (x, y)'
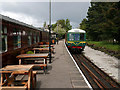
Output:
(65, 29), (86, 52)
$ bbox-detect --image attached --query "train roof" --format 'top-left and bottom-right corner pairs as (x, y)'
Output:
(68, 29), (86, 33)
(0, 14), (41, 31)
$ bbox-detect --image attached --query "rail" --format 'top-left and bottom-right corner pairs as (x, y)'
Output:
(71, 53), (120, 89)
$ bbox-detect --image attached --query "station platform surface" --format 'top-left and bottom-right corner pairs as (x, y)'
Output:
(36, 40), (90, 89)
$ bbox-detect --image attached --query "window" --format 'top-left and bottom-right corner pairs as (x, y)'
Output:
(69, 33), (74, 41)
(27, 31), (32, 45)
(2, 27), (7, 52)
(28, 36), (31, 45)
(80, 33), (84, 41)
(13, 35), (21, 49)
(13, 29), (21, 49)
(34, 33), (36, 43)
(2, 35), (7, 52)
(4, 27), (7, 33)
(37, 35), (39, 42)
(75, 34), (80, 41)
(37, 33), (40, 42)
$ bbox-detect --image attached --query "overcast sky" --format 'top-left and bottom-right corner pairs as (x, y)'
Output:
(0, 1), (91, 28)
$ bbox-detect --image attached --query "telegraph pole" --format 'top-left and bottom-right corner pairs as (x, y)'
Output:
(49, 0), (51, 63)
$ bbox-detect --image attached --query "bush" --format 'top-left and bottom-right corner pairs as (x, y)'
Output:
(26, 51), (34, 54)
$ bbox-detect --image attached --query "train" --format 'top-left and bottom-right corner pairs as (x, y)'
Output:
(65, 29), (86, 52)
(0, 14), (50, 67)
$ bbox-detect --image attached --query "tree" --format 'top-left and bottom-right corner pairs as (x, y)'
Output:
(54, 24), (66, 38)
(52, 19), (72, 38)
(80, 2), (120, 43)
(65, 19), (72, 32)
(43, 22), (46, 28)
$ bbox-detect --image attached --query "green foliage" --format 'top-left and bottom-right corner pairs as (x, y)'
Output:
(80, 2), (120, 43)
(52, 19), (72, 38)
(26, 51), (34, 54)
(87, 41), (120, 52)
(54, 24), (66, 37)
(43, 22), (46, 28)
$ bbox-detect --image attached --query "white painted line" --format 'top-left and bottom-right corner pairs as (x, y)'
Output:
(64, 40), (93, 89)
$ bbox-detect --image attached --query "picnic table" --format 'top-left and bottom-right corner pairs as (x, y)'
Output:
(0, 65), (34, 90)
(39, 45), (54, 48)
(16, 53), (48, 73)
(16, 53), (48, 65)
(33, 48), (54, 54)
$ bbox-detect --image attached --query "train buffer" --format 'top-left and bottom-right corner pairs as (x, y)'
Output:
(35, 40), (90, 89)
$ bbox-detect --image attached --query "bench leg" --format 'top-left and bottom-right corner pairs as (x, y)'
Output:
(34, 74), (36, 87)
(43, 66), (46, 75)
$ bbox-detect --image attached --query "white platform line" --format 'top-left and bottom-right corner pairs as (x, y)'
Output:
(64, 40), (93, 89)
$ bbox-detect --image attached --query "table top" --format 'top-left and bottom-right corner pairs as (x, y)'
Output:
(0, 65), (33, 73)
(39, 45), (54, 47)
(33, 48), (53, 50)
(16, 53), (49, 58)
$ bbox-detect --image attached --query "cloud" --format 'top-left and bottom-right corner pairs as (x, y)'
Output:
(1, 11), (43, 27)
(0, 0), (91, 2)
(0, 2), (90, 28)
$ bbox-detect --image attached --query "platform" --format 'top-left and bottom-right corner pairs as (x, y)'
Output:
(36, 40), (90, 89)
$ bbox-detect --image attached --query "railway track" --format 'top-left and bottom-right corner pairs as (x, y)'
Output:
(71, 53), (120, 89)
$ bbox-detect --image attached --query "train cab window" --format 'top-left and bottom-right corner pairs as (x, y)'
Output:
(2, 27), (7, 52)
(75, 33), (80, 41)
(69, 33), (74, 41)
(80, 33), (84, 41)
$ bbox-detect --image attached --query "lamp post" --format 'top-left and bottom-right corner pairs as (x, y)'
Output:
(49, 0), (51, 63)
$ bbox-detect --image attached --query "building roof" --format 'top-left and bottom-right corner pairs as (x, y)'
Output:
(0, 14), (40, 30)
(68, 29), (86, 33)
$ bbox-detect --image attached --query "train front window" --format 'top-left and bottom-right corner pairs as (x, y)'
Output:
(75, 34), (80, 41)
(80, 33), (84, 41)
(69, 33), (74, 41)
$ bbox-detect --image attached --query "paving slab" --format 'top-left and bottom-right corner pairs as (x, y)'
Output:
(36, 40), (90, 89)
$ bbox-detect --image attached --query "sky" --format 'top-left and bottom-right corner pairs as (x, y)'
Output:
(0, 1), (91, 28)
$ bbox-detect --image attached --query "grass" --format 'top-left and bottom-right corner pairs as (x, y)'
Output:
(87, 41), (120, 52)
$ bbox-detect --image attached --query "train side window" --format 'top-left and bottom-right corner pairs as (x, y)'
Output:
(80, 33), (84, 41)
(13, 35), (21, 49)
(69, 33), (74, 41)
(28, 36), (32, 45)
(27, 31), (32, 45)
(13, 29), (21, 49)
(2, 35), (7, 52)
(1, 29), (3, 34)
(37, 35), (40, 42)
(4, 27), (7, 33)
(2, 27), (7, 52)
(34, 33), (36, 43)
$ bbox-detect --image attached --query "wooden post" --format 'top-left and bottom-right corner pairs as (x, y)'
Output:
(19, 59), (21, 65)
(28, 70), (31, 90)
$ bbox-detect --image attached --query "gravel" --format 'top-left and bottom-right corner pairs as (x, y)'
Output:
(83, 46), (120, 82)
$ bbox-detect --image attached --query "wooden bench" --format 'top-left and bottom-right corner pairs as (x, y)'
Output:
(23, 58), (47, 74)
(0, 65), (34, 90)
(13, 71), (38, 87)
(1, 74), (28, 90)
